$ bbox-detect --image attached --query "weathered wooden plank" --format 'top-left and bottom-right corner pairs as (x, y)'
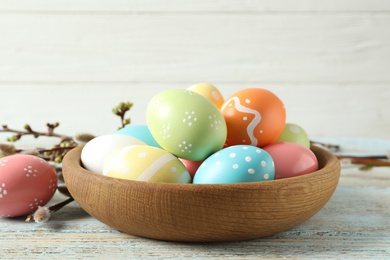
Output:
(0, 0), (390, 13)
(0, 14), (390, 83)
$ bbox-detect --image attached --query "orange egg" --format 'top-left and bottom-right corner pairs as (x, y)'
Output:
(221, 88), (286, 147)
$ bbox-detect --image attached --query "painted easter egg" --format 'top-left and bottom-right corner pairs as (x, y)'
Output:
(263, 142), (318, 180)
(81, 134), (145, 175)
(0, 154), (57, 217)
(146, 89), (227, 161)
(103, 145), (191, 183)
(187, 83), (224, 108)
(179, 158), (203, 179)
(221, 88), (286, 148)
(193, 145), (275, 184)
(116, 124), (162, 148)
(275, 123), (310, 149)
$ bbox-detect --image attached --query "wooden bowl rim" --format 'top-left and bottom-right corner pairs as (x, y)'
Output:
(63, 144), (340, 191)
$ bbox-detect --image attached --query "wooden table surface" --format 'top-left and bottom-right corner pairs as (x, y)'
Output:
(1, 139), (389, 259)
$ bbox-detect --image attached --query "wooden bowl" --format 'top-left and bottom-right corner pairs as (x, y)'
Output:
(62, 145), (340, 242)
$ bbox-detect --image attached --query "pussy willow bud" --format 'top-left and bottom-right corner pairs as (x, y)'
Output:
(112, 107), (120, 115)
(0, 143), (16, 155)
(123, 118), (131, 125)
(125, 102), (133, 109)
(73, 133), (95, 144)
(118, 102), (126, 110)
(6, 135), (19, 142)
(33, 206), (51, 223)
(54, 156), (62, 164)
(23, 124), (32, 131)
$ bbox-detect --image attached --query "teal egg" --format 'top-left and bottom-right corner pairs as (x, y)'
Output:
(116, 125), (162, 148)
(275, 123), (310, 148)
(146, 89), (227, 161)
(193, 145), (275, 184)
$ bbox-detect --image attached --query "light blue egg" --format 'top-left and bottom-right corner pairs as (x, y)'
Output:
(116, 125), (162, 148)
(193, 145), (275, 184)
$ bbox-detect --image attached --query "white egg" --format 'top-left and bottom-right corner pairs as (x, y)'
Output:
(81, 134), (145, 174)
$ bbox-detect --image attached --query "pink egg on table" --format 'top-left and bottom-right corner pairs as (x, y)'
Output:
(0, 154), (57, 217)
(263, 142), (318, 180)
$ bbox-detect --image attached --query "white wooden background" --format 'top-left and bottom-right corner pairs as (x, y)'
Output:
(1, 0), (390, 142)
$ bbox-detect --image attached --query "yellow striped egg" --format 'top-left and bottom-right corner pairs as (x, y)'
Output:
(103, 145), (191, 183)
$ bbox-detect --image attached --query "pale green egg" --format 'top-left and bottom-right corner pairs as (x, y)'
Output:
(146, 89), (227, 161)
(275, 123), (310, 148)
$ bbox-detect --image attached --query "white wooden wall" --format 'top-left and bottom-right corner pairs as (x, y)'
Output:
(1, 0), (389, 142)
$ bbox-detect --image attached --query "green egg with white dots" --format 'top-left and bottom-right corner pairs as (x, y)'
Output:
(275, 123), (310, 148)
(146, 89), (227, 161)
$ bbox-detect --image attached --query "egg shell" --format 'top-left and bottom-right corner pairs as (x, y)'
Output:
(116, 125), (162, 148)
(103, 145), (191, 183)
(187, 83), (224, 108)
(193, 145), (275, 184)
(221, 88), (286, 148)
(0, 154), (57, 217)
(263, 142), (318, 180)
(275, 123), (310, 149)
(179, 158), (203, 179)
(81, 134), (145, 175)
(146, 89), (227, 161)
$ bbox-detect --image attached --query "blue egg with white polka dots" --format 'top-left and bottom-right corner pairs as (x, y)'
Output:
(193, 145), (275, 184)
